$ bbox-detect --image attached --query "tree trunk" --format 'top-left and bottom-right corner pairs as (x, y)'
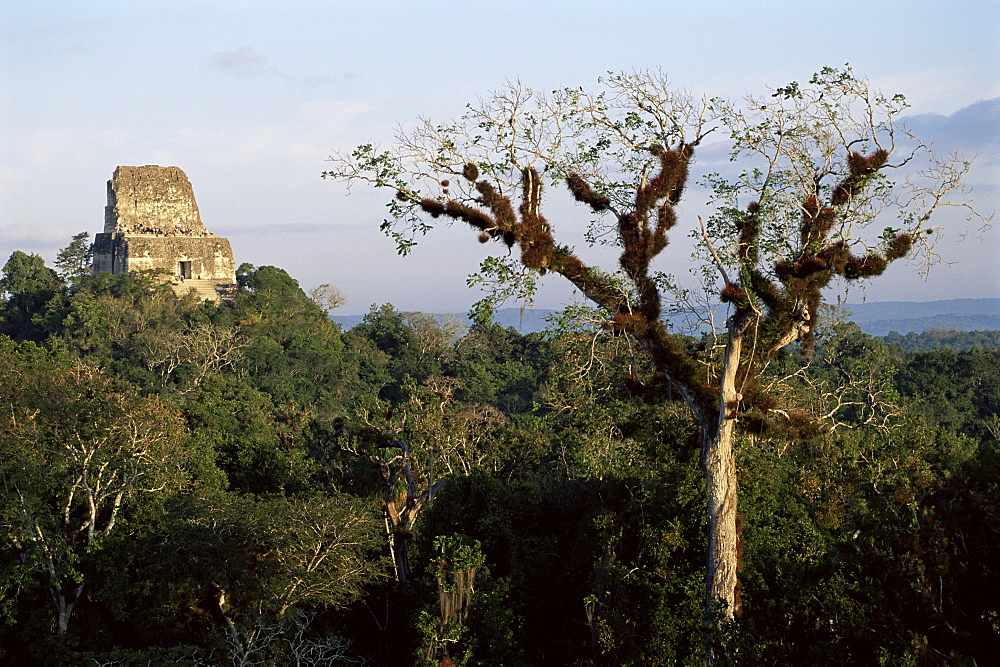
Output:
(373, 445), (446, 591)
(392, 529), (413, 588)
(55, 599), (75, 638)
(51, 582), (84, 637)
(700, 313), (749, 663)
(703, 421), (739, 619)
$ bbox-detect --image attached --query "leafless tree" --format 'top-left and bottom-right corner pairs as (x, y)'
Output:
(309, 283), (347, 312)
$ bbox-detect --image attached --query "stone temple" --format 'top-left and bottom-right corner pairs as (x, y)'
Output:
(92, 165), (237, 301)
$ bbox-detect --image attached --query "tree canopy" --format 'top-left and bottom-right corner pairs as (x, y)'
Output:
(0, 243), (996, 663)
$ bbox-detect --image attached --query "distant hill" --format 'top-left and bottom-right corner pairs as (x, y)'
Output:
(838, 298), (1000, 336)
(333, 298), (1000, 336)
(879, 328), (1000, 352)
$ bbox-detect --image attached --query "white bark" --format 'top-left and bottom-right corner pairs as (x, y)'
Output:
(703, 423), (739, 620)
(700, 313), (749, 664)
(52, 582), (85, 637)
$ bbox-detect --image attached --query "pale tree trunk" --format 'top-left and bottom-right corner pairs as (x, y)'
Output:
(51, 582), (84, 637)
(703, 420), (739, 613)
(27, 518), (85, 638)
(700, 314), (749, 663)
(55, 599), (74, 638)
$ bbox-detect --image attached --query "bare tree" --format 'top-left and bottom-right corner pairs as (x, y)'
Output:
(404, 312), (466, 360)
(325, 67), (988, 660)
(135, 322), (246, 388)
(309, 283), (347, 312)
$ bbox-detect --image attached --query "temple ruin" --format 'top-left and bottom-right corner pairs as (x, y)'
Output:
(92, 165), (237, 301)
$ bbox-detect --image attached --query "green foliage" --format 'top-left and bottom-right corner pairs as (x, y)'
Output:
(0, 251), (64, 341)
(183, 375), (315, 495)
(346, 303), (440, 402)
(0, 250), (62, 297)
(896, 347), (1000, 443)
(416, 472), (605, 662)
(33, 269), (207, 382)
(2, 242), (997, 664)
(417, 534), (485, 666)
(447, 322), (552, 413)
(231, 265), (363, 408)
(882, 328), (1000, 352)
(0, 336), (188, 653)
(71, 489), (382, 663)
(415, 462), (708, 665)
(53, 232), (93, 281)
(132, 490), (382, 614)
(733, 417), (998, 664)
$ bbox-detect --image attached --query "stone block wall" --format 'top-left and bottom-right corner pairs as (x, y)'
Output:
(104, 166), (209, 235)
(92, 165), (237, 301)
(120, 236), (236, 280)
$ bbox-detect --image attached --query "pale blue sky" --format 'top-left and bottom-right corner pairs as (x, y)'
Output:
(2, 0), (998, 314)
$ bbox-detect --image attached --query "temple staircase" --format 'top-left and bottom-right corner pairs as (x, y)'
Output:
(174, 279), (238, 302)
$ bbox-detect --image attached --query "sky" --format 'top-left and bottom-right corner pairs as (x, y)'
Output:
(2, 0), (998, 316)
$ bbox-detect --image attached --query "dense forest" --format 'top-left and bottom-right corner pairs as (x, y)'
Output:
(879, 328), (1000, 353)
(1, 246), (998, 665)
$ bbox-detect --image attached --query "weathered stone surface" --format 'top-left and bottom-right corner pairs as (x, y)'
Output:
(103, 166), (209, 235)
(92, 166), (237, 301)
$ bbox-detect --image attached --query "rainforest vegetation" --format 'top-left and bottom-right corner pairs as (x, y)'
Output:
(1, 249), (998, 665)
(4, 68), (998, 665)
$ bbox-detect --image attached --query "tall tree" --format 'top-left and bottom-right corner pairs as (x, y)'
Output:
(325, 68), (986, 657)
(0, 251), (63, 341)
(54, 232), (93, 281)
